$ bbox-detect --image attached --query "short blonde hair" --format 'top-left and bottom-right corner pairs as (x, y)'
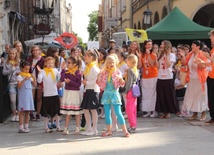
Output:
(127, 54), (138, 77)
(44, 56), (55, 63)
(127, 54), (138, 66)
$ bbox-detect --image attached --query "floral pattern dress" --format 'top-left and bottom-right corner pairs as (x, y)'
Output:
(101, 78), (121, 105)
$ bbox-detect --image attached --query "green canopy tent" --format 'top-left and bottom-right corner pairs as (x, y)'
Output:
(146, 7), (213, 40)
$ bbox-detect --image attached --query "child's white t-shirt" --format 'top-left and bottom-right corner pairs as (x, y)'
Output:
(37, 68), (60, 97)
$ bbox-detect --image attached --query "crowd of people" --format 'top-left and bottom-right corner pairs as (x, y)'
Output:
(1, 29), (214, 138)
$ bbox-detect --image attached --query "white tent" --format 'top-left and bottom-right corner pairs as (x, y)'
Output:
(24, 32), (60, 46)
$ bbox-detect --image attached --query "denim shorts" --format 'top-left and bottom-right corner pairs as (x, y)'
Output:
(8, 84), (17, 94)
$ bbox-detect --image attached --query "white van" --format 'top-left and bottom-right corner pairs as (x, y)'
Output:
(112, 32), (129, 47)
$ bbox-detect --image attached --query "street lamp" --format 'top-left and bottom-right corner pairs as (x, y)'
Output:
(143, 7), (152, 29)
(4, 0), (10, 9)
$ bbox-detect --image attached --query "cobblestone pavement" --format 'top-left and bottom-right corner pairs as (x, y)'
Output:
(0, 113), (213, 155)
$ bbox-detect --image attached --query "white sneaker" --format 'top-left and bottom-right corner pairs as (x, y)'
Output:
(15, 116), (19, 122)
(81, 130), (91, 135)
(11, 116), (16, 122)
(143, 112), (151, 118)
(24, 128), (30, 133)
(150, 111), (157, 118)
(85, 130), (98, 136)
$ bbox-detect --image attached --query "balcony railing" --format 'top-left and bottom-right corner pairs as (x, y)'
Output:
(132, 0), (156, 13)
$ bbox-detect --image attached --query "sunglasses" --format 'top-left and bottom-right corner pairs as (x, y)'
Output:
(144, 39), (152, 42)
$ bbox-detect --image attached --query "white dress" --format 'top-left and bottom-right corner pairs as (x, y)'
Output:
(182, 55), (209, 113)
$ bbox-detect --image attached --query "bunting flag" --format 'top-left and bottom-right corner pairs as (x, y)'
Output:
(125, 28), (148, 43)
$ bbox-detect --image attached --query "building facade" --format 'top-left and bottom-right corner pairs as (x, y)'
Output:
(0, 0), (4, 54)
(132, 0), (214, 30)
(0, 0), (72, 55)
(99, 0), (214, 47)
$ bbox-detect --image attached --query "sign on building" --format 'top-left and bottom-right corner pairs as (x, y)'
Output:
(105, 17), (119, 29)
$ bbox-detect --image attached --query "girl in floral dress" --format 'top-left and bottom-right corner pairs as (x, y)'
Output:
(97, 55), (129, 137)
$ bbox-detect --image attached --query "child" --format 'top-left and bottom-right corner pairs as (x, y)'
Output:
(97, 48), (107, 118)
(97, 55), (130, 137)
(60, 56), (83, 134)
(124, 54), (138, 133)
(174, 58), (188, 117)
(117, 52), (128, 116)
(37, 57), (63, 133)
(17, 61), (36, 133)
(81, 49), (100, 136)
(2, 48), (20, 122)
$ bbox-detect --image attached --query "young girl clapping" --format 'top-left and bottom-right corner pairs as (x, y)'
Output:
(60, 56), (83, 134)
(37, 57), (63, 133)
(97, 55), (130, 137)
(17, 61), (36, 133)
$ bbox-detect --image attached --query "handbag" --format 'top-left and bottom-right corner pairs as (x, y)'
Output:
(132, 83), (141, 97)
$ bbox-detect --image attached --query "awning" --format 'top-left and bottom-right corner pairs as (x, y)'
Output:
(9, 11), (25, 23)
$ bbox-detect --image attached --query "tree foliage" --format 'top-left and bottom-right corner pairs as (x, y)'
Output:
(73, 32), (87, 49)
(87, 11), (98, 41)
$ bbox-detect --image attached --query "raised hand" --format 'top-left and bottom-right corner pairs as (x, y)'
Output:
(82, 79), (87, 85)
(203, 52), (210, 59)
(194, 57), (204, 64)
(146, 49), (150, 54)
(178, 50), (185, 57)
(64, 78), (70, 83)
(37, 65), (42, 72)
(119, 78), (125, 85)
(135, 50), (141, 58)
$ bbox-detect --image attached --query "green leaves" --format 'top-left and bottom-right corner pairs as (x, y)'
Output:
(87, 11), (98, 41)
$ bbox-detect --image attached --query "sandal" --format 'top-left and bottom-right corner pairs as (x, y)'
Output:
(63, 128), (69, 135)
(160, 114), (166, 118)
(45, 128), (53, 133)
(73, 127), (80, 134)
(165, 113), (170, 118)
(124, 132), (130, 138)
(56, 128), (64, 132)
(102, 130), (112, 137)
